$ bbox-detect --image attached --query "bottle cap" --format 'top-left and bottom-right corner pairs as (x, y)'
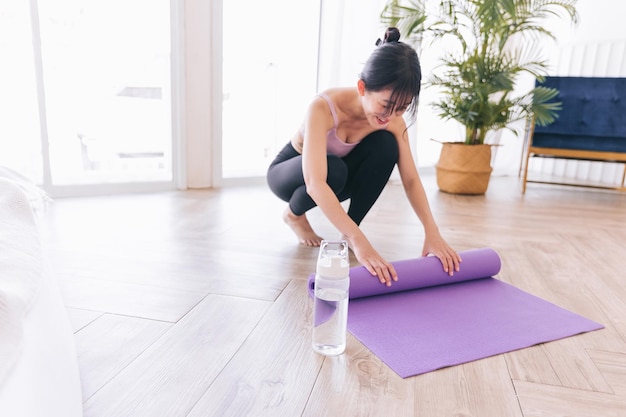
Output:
(316, 240), (349, 279)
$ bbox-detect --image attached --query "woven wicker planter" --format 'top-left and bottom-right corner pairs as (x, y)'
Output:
(435, 142), (493, 195)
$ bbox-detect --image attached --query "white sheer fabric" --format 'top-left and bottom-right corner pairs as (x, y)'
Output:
(0, 172), (82, 417)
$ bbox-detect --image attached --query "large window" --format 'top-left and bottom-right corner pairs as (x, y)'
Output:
(221, 0), (320, 179)
(0, 0), (42, 182)
(0, 0), (174, 196)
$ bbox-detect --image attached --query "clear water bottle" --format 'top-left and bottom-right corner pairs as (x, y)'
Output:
(312, 240), (350, 356)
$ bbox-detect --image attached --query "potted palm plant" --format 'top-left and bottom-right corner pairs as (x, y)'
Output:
(381, 0), (578, 194)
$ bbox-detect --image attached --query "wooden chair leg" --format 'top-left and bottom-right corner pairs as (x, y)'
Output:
(521, 151), (532, 194)
(520, 118), (535, 194)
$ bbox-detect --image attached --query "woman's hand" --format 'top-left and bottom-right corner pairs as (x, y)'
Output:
(349, 235), (398, 286)
(422, 233), (462, 276)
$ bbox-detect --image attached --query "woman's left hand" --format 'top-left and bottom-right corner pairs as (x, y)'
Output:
(422, 233), (462, 276)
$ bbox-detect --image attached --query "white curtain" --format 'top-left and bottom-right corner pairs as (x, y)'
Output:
(317, 0), (389, 91)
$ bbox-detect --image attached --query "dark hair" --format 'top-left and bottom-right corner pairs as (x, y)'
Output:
(360, 27), (421, 123)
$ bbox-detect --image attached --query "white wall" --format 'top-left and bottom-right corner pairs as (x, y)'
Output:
(550, 0), (626, 44)
(183, 0), (216, 188)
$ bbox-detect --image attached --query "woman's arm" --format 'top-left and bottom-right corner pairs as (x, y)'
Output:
(390, 120), (462, 275)
(302, 97), (398, 285)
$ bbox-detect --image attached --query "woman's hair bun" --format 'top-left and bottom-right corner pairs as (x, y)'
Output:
(375, 27), (401, 46)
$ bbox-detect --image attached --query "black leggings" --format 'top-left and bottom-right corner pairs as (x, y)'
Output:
(266, 130), (399, 225)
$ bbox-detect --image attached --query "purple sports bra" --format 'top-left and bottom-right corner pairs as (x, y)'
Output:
(318, 93), (359, 157)
(295, 93), (360, 157)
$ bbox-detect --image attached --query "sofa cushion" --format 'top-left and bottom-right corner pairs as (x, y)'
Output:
(534, 77), (626, 142)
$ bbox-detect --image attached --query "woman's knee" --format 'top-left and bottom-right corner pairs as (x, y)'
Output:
(360, 130), (399, 163)
(266, 153), (304, 202)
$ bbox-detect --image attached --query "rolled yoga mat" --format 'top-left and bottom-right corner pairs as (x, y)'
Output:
(307, 247), (604, 378)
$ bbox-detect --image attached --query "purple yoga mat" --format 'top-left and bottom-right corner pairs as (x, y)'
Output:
(307, 248), (603, 378)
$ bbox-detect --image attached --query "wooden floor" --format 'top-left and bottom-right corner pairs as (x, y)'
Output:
(39, 174), (626, 417)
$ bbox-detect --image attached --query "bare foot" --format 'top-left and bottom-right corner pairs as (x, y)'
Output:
(283, 208), (323, 246)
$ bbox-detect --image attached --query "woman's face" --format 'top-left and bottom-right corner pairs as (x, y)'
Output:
(359, 82), (411, 129)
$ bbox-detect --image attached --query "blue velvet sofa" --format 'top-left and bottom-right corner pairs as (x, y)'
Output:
(521, 76), (626, 193)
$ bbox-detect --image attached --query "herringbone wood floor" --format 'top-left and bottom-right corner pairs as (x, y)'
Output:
(40, 174), (626, 417)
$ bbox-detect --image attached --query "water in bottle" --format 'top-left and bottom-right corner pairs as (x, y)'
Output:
(312, 240), (350, 356)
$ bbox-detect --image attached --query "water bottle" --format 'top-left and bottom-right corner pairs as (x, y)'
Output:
(312, 239), (350, 356)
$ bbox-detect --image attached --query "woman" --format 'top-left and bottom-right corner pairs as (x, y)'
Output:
(267, 27), (461, 286)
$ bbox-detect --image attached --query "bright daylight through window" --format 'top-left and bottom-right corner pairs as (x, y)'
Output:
(0, 0), (172, 191)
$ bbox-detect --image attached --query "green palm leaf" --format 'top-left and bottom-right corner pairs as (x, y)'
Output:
(380, 0), (579, 144)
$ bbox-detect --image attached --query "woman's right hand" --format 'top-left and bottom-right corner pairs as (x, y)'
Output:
(349, 235), (398, 286)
